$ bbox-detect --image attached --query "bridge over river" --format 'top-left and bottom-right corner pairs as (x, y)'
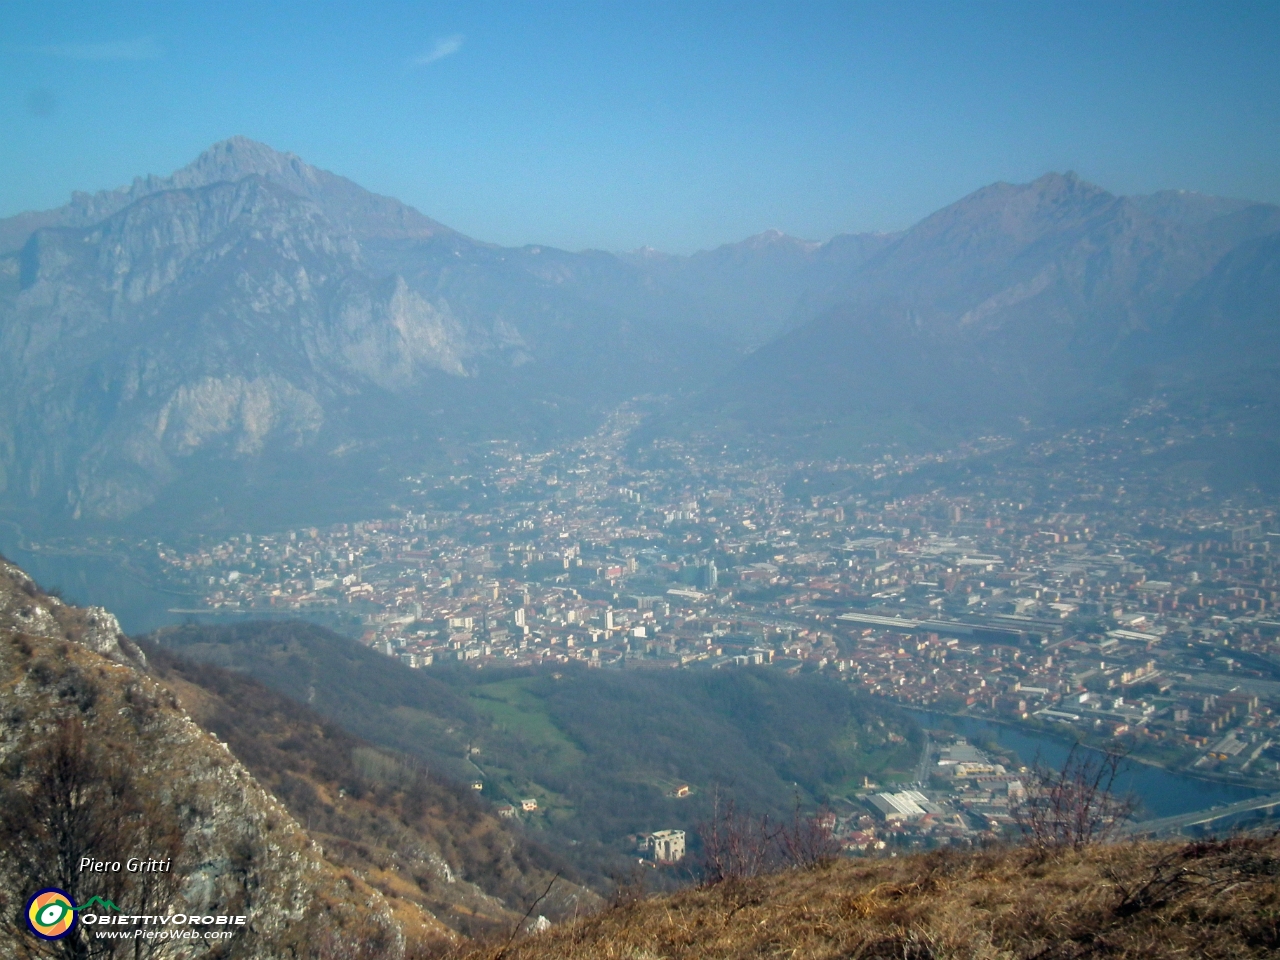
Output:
(1119, 791), (1280, 838)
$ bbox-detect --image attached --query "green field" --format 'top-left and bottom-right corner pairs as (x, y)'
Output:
(457, 667), (922, 854)
(469, 677), (584, 765)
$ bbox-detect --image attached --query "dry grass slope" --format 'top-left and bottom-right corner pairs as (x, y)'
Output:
(456, 835), (1280, 960)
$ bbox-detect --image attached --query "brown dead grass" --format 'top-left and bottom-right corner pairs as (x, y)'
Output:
(453, 835), (1280, 960)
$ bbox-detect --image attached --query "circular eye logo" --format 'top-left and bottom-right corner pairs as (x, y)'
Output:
(26, 888), (77, 940)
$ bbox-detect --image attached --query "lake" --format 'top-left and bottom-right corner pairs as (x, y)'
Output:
(0, 530), (198, 635)
(903, 708), (1264, 821)
(0, 528), (364, 638)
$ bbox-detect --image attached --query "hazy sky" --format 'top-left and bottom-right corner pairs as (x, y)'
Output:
(2, 1), (1278, 252)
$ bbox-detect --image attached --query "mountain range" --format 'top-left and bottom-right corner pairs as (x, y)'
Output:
(687, 172), (1280, 451)
(2, 138), (1278, 530)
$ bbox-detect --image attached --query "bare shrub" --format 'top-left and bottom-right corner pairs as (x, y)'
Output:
(698, 792), (780, 885)
(1012, 743), (1136, 853)
(1110, 833), (1280, 918)
(698, 791), (838, 885)
(608, 862), (648, 909)
(777, 804), (841, 870)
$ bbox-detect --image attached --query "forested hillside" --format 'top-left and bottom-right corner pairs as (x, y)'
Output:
(149, 621), (920, 883)
(140, 642), (598, 939)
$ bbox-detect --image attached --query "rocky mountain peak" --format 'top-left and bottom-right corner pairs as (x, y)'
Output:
(741, 228), (821, 252)
(172, 135), (318, 189)
(0, 136), (458, 257)
(3, 143), (1277, 527)
(907, 171), (1117, 250)
(60, 137), (318, 229)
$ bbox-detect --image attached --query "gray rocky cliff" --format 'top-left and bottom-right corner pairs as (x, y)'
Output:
(0, 139), (735, 527)
(5, 140), (1277, 523)
(0, 175), (484, 521)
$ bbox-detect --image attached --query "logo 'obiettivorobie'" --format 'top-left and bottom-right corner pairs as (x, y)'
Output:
(25, 890), (124, 940)
(25, 888), (77, 940)
(24, 885), (245, 941)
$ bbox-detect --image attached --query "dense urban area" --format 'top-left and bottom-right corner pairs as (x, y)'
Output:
(25, 401), (1280, 856)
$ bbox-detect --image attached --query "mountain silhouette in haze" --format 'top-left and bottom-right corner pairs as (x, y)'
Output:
(678, 172), (1280, 448)
(1, 140), (1278, 529)
(0, 139), (732, 527)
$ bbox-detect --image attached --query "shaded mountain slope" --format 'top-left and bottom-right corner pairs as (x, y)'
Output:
(5, 142), (1280, 526)
(677, 173), (1280, 453)
(145, 621), (920, 887)
(146, 620), (483, 779)
(1165, 228), (1280, 360)
(0, 139), (736, 530)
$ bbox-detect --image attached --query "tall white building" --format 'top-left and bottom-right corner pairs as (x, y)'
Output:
(647, 829), (685, 863)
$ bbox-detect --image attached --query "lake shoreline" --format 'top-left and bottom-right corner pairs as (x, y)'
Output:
(900, 706), (1263, 821)
(896, 703), (1269, 792)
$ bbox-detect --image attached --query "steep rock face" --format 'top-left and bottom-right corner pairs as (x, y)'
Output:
(0, 560), (145, 669)
(4, 140), (1280, 521)
(0, 176), (484, 521)
(0, 140), (739, 526)
(0, 557), (451, 957)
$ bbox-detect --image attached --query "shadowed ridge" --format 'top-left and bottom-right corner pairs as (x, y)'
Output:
(0, 555), (449, 957)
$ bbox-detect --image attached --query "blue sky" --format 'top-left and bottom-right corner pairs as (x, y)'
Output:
(2, 1), (1278, 252)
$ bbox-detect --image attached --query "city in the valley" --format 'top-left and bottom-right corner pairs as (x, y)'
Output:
(30, 400), (1280, 852)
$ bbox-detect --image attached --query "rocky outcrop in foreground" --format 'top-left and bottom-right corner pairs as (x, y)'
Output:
(0, 557), (452, 958)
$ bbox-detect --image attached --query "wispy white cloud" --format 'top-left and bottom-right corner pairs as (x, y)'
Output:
(37, 37), (162, 61)
(412, 34), (463, 67)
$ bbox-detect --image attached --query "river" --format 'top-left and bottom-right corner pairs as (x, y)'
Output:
(903, 708), (1263, 821)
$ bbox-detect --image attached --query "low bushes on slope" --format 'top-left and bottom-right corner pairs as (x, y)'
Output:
(455, 834), (1280, 960)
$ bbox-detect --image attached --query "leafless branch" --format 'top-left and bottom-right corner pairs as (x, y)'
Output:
(1012, 743), (1136, 854)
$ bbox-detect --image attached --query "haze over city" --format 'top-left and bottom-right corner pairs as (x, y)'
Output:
(2, 4), (1280, 958)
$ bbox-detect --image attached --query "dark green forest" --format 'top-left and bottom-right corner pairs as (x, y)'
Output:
(149, 621), (920, 878)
